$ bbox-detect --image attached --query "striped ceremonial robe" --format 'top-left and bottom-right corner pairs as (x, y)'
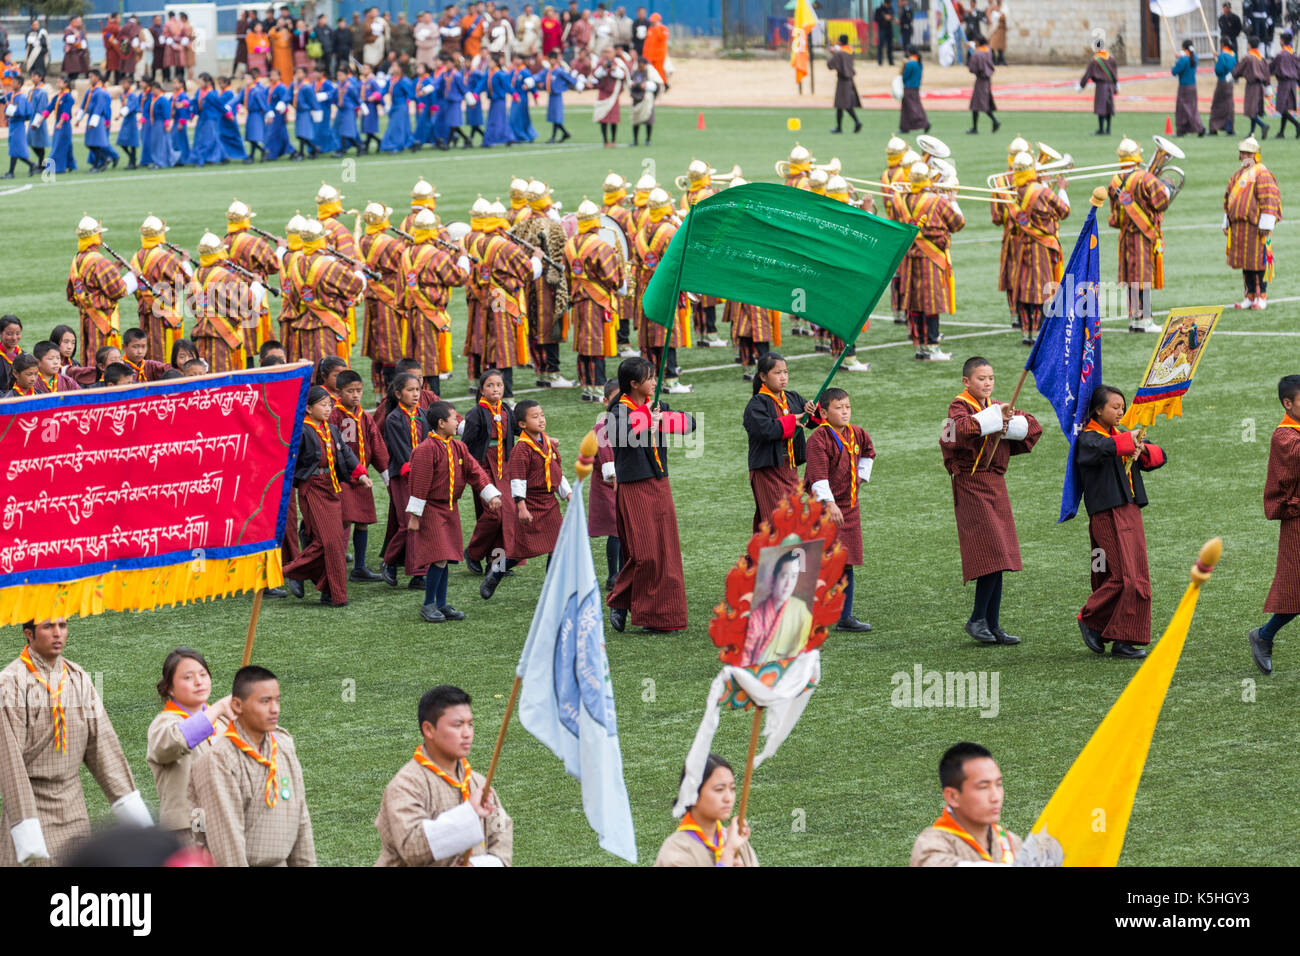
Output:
(989, 167), (1017, 311)
(129, 243), (190, 362)
(192, 261), (255, 373)
(401, 240), (465, 377)
(66, 245), (129, 365)
(601, 201), (637, 339)
(359, 230), (408, 372)
(681, 182), (720, 312)
(1264, 419), (1300, 614)
(224, 227), (280, 357)
(285, 249), (365, 365)
(635, 216), (683, 349)
(461, 226), (491, 380)
(1007, 181), (1069, 305)
(1107, 167), (1170, 289)
(564, 230), (621, 360)
(1224, 162), (1282, 271)
(469, 229), (535, 371)
(893, 190), (965, 315)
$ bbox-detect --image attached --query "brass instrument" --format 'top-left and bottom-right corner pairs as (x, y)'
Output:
(839, 175), (905, 201)
(915, 134), (951, 162)
(1148, 134), (1186, 201)
(890, 179), (1015, 205)
(773, 156), (841, 178)
(674, 164), (743, 190)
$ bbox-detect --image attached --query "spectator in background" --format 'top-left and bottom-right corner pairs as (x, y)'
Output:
(440, 5), (463, 57)
(103, 13), (122, 85)
(62, 16), (89, 81)
(613, 6), (634, 52)
(1245, 0), (1273, 51)
(393, 12), (416, 60)
(313, 14), (335, 75)
(415, 12), (439, 69)
(248, 21), (270, 76)
(335, 17), (354, 71)
(642, 12), (668, 81)
(875, 1), (895, 66)
(899, 0), (915, 53)
(987, 0), (1007, 65)
(150, 15), (166, 82)
(632, 6), (649, 55)
(363, 6), (387, 68)
(517, 5), (542, 56)
(271, 16), (294, 81)
(292, 18), (310, 70)
(569, 9), (594, 58)
(463, 2), (487, 59)
(351, 13), (367, 61)
(593, 4), (616, 55)
(180, 12), (196, 76)
(1220, 3), (1244, 57)
(488, 6), (516, 62)
(542, 6), (563, 56)
(235, 11), (251, 76)
(24, 19), (49, 76)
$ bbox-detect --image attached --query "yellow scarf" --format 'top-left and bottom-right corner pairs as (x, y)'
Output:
(676, 811), (725, 863)
(20, 646), (67, 754)
(224, 722), (280, 808)
(413, 748), (472, 802)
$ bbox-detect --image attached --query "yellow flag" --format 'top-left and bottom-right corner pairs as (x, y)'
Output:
(793, 0), (818, 31)
(1028, 539), (1221, 866)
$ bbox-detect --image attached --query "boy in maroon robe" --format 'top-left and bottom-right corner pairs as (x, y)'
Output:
(1250, 374), (1300, 674)
(589, 380), (621, 591)
(939, 357), (1041, 645)
(120, 327), (170, 382)
(408, 401), (502, 623)
(330, 369), (389, 582)
(805, 387), (876, 633)
(381, 373), (430, 589)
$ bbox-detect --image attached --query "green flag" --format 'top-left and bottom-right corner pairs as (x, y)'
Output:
(641, 182), (917, 343)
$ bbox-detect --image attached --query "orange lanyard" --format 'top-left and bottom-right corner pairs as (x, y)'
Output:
(413, 748), (472, 802)
(479, 399), (505, 478)
(932, 807), (1014, 863)
(335, 403), (367, 467)
(124, 358), (147, 382)
(41, 374), (58, 393)
(305, 417), (339, 493)
(20, 646), (67, 754)
(676, 812), (725, 863)
(518, 432), (554, 492)
(1278, 414), (1300, 432)
(1084, 419), (1135, 496)
(759, 385), (795, 468)
(434, 434), (456, 510)
(224, 723), (280, 808)
(958, 390), (993, 472)
(400, 402), (420, 452)
(816, 424), (859, 507)
(621, 396), (663, 473)
(162, 698), (203, 718)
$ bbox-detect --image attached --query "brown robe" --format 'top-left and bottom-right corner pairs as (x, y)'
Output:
(910, 824), (1023, 866)
(1234, 52), (1269, 118)
(899, 86), (928, 131)
(827, 47), (861, 110)
(967, 47), (995, 112)
(1080, 53), (1118, 116)
(1209, 77), (1235, 132)
(374, 757), (512, 866)
(1265, 425), (1300, 614)
(804, 424), (875, 566)
(654, 829), (759, 866)
(407, 435), (494, 572)
(1272, 48), (1300, 115)
(504, 432), (565, 559)
(146, 707), (224, 834)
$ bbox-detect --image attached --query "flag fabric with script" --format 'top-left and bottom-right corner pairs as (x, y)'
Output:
(515, 478), (638, 863)
(641, 183), (915, 404)
(935, 0), (964, 66)
(1025, 201), (1103, 523)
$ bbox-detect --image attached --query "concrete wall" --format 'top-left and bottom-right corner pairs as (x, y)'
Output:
(1006, 0), (1144, 67)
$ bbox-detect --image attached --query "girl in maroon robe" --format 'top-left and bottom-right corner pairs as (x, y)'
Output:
(589, 379), (622, 591)
(742, 352), (820, 533)
(380, 373), (430, 588)
(1249, 375), (1300, 675)
(462, 368), (515, 575)
(1075, 385), (1167, 660)
(329, 369), (389, 581)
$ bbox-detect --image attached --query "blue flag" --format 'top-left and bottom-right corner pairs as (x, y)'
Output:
(515, 480), (638, 863)
(1025, 203), (1103, 523)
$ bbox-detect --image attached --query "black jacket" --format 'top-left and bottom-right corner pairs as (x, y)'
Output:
(609, 400), (694, 482)
(1075, 428), (1167, 516)
(462, 401), (516, 469)
(334, 26), (354, 59)
(383, 406), (428, 472)
(1219, 12), (1243, 39)
(312, 24), (334, 55)
(744, 388), (815, 472)
(295, 420), (359, 487)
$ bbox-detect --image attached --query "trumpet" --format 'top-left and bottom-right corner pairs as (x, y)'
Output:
(985, 149), (1080, 189)
(674, 164), (744, 190)
(774, 156), (841, 178)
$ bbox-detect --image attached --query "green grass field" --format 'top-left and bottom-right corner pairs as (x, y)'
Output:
(3, 104), (1298, 866)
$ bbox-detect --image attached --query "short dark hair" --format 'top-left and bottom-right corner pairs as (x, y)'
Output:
(962, 355), (992, 377)
(603, 377), (621, 400)
(171, 338), (198, 368)
(1279, 375), (1300, 404)
(315, 355), (347, 384)
(513, 398), (541, 430)
(418, 685), (471, 729)
(12, 353), (37, 376)
(232, 664), (277, 699)
(122, 327), (147, 346)
(617, 356), (654, 398)
(306, 384), (332, 408)
(394, 358), (422, 376)
(102, 363), (133, 385)
(939, 742), (993, 791)
(94, 344), (120, 367)
(161, 368), (184, 380)
(33, 341), (58, 361)
(479, 367), (505, 388)
(753, 351), (786, 395)
(336, 369), (363, 390)
(426, 400), (454, 430)
(182, 358), (207, 374)
(838, 33), (849, 44)
(258, 338), (285, 361)
(821, 386), (849, 405)
(1088, 384), (1126, 420)
(157, 648), (212, 703)
(1, 314), (24, 334)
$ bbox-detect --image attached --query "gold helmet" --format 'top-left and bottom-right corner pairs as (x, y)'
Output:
(908, 161), (932, 190)
(285, 213), (309, 237)
(826, 175), (851, 201)
(411, 177), (439, 201)
(1237, 135), (1261, 155)
(575, 198), (601, 220)
(139, 214), (168, 237)
(603, 171), (628, 191)
(197, 232), (223, 256)
(525, 179), (551, 202)
(411, 207), (440, 232)
(487, 199), (508, 219)
(226, 199), (255, 222)
(509, 177), (529, 199)
(885, 136), (907, 164)
(470, 196), (492, 218)
(315, 182), (342, 205)
(634, 172), (657, 192)
(76, 214), (105, 238)
(808, 167), (830, 192)
(647, 187), (673, 209)
(686, 159), (714, 183)
(900, 148), (920, 168)
(1117, 137), (1142, 163)
(1007, 136), (1030, 157)
(788, 143), (812, 164)
(299, 218), (326, 242)
(363, 201), (392, 225)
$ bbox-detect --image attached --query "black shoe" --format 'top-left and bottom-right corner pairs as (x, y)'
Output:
(381, 563), (398, 587)
(965, 619), (998, 644)
(287, 578), (305, 599)
(319, 590), (347, 606)
(262, 586), (288, 598)
(966, 127), (979, 134)
(991, 118), (1001, 132)
(1261, 125), (1269, 140)
(242, 157), (254, 164)
(610, 607), (627, 632)
(1111, 641), (1147, 659)
(407, 575), (425, 590)
(349, 566), (383, 582)
(464, 550), (484, 575)
(1249, 627), (1274, 675)
(853, 122), (862, 133)
(419, 603), (447, 623)
(439, 605), (466, 621)
(0, 173), (12, 180)
(990, 625), (1021, 645)
(1078, 618), (1105, 654)
(480, 571), (503, 599)
(835, 616), (871, 632)
(924, 124), (932, 133)
(829, 127), (843, 134)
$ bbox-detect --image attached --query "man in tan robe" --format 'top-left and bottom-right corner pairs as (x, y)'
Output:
(189, 665), (316, 867)
(374, 685), (512, 866)
(910, 742), (1023, 866)
(0, 619), (152, 866)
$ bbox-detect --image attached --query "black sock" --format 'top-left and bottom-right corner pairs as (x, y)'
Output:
(609, 122), (616, 141)
(644, 122), (651, 143)
(835, 108), (844, 130)
(971, 110), (979, 130)
(606, 536), (622, 582)
(1098, 114), (1106, 133)
(846, 107), (858, 127)
(986, 572), (1004, 629)
(33, 147), (45, 167)
(353, 527), (368, 571)
(840, 567), (856, 620)
(1260, 612), (1297, 640)
(970, 572), (1000, 624)
(6, 158), (15, 175)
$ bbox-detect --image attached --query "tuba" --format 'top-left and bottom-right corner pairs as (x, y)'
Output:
(1148, 134), (1186, 202)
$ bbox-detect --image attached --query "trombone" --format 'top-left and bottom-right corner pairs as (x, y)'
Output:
(839, 174), (906, 201)
(774, 156), (842, 178)
(674, 164), (744, 190)
(890, 179), (1015, 204)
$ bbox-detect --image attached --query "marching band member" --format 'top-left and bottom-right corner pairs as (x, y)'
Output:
(600, 171), (638, 353)
(283, 218), (366, 365)
(825, 175), (871, 372)
(991, 136), (1030, 327)
(402, 176), (445, 236)
(507, 177), (532, 226)
(807, 166), (830, 197)
(462, 197), (496, 395)
(224, 199), (281, 363)
(469, 199), (543, 396)
(1106, 138), (1169, 332)
(521, 179), (575, 388)
(882, 138), (913, 325)
(1172, 40), (1206, 137)
(1224, 135), (1281, 310)
(402, 207), (469, 392)
(636, 187), (693, 394)
(783, 143), (813, 189)
(191, 231), (264, 373)
(277, 214), (307, 350)
(1003, 151), (1069, 345)
(679, 159), (727, 349)
(1079, 35), (1118, 136)
(892, 162), (963, 361)
(130, 214), (190, 362)
(358, 201), (407, 390)
(66, 216), (135, 364)
(564, 198), (623, 403)
(315, 182), (361, 358)
(630, 172), (657, 353)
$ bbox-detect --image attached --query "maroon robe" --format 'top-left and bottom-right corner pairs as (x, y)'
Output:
(407, 435), (494, 573)
(330, 403), (389, 525)
(504, 432), (564, 559)
(1264, 423), (1300, 614)
(588, 418), (618, 539)
(804, 424), (875, 567)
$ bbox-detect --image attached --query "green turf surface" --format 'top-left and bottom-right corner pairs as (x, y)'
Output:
(3, 105), (1298, 866)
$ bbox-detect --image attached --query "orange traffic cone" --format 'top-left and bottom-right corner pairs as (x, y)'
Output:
(697, 111), (706, 131)
(1164, 115), (1173, 135)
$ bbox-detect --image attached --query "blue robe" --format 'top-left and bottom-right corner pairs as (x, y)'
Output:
(148, 93), (177, 167)
(463, 70), (486, 126)
(51, 91), (77, 172)
(380, 76), (414, 152)
(542, 67), (579, 124)
(294, 82), (317, 145)
(414, 75), (437, 144)
(440, 69), (466, 127)
(312, 81), (340, 152)
(188, 88), (225, 166)
(169, 93), (192, 165)
(84, 86), (117, 164)
(265, 82), (293, 158)
(335, 77), (361, 143)
(116, 91), (141, 148)
(508, 68), (537, 143)
(361, 77), (383, 135)
(138, 92), (155, 166)
(484, 69), (515, 146)
(27, 87), (51, 150)
(244, 83), (269, 145)
(217, 89), (248, 160)
(6, 92), (31, 159)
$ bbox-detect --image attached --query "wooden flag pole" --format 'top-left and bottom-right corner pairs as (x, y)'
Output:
(735, 705), (764, 830)
(241, 589), (264, 667)
(978, 366), (1031, 470)
(482, 675), (522, 795)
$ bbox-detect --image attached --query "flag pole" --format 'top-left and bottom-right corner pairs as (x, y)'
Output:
(482, 675), (522, 795)
(978, 367), (1031, 469)
(652, 211), (693, 406)
(241, 588), (263, 667)
(735, 705), (764, 829)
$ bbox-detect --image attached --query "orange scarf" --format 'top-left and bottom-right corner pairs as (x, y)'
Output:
(518, 432), (554, 492)
(224, 722), (280, 808)
(816, 423), (859, 507)
(335, 403), (368, 467)
(124, 357), (148, 382)
(163, 698), (205, 719)
(931, 806), (1014, 863)
(40, 373), (58, 393)
(759, 385), (795, 468)
(433, 433), (456, 510)
(621, 395), (663, 473)
(413, 747), (472, 802)
(676, 811), (725, 863)
(1278, 413), (1300, 432)
(400, 401), (420, 451)
(479, 399), (505, 478)
(1084, 419), (1136, 495)
(305, 417), (339, 493)
(20, 646), (67, 754)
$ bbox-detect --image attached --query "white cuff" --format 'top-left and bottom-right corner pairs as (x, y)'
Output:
(949, 201), (963, 220)
(274, 247), (287, 265)
(360, 104), (370, 116)
(353, 271), (368, 291)
(1222, 212), (1230, 229)
(559, 476), (572, 500)
(481, 484), (502, 503)
(250, 281), (267, 306)
(1259, 213), (1277, 231)
(406, 496), (427, 516)
(601, 461), (616, 481)
(275, 101), (287, 113)
(181, 261), (195, 277)
(381, 468), (390, 484)
(4, 105), (15, 117)
(530, 258), (543, 279)
(810, 478), (834, 503)
(11, 818), (49, 865)
(421, 801), (484, 860)
(1005, 415), (1029, 441)
(468, 853), (505, 867)
(264, 110), (275, 123)
(88, 113), (101, 127)
(457, 255), (471, 274)
(1057, 188), (1069, 208)
(122, 272), (139, 295)
(973, 404), (1003, 436)
(311, 110), (323, 122)
(859, 457), (874, 482)
(457, 418), (467, 436)
(111, 789), (154, 827)
(510, 478), (528, 499)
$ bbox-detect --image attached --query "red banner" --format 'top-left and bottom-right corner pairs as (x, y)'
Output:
(0, 364), (311, 623)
